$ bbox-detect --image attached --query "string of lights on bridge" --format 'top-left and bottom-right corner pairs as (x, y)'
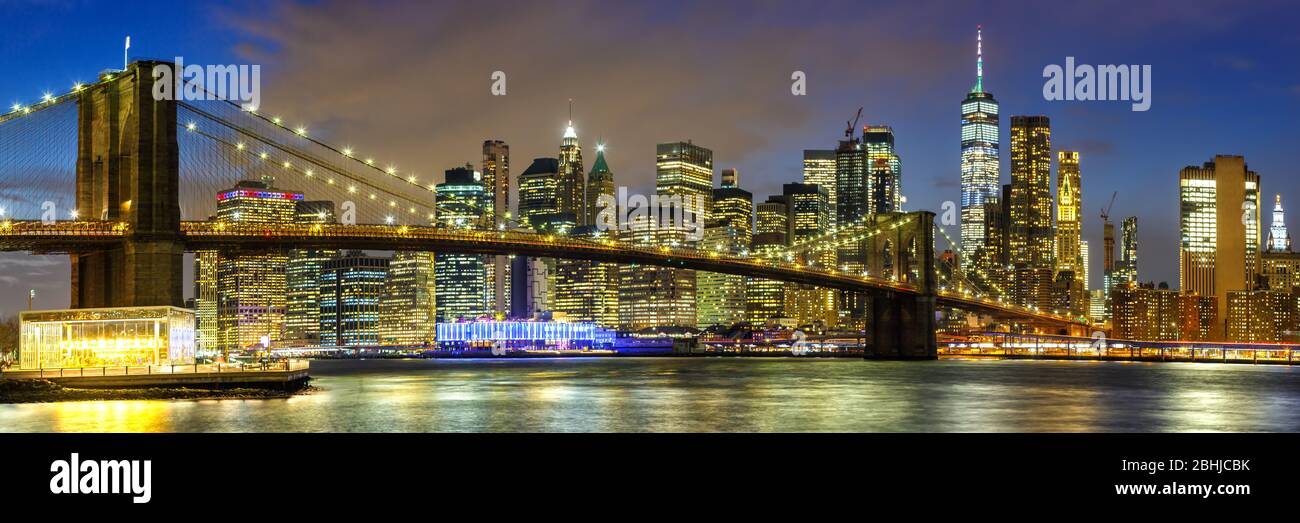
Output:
(0, 70), (1086, 327)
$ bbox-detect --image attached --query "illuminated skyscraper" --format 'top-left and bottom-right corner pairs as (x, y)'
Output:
(435, 166), (490, 322)
(1055, 151), (1082, 273)
(1081, 240), (1091, 290)
(557, 112), (586, 225)
(518, 158), (559, 229)
(657, 141), (714, 222)
(1115, 217), (1138, 285)
(617, 216), (694, 330)
(482, 140), (511, 318)
(1009, 115), (1053, 310)
(285, 200), (337, 343)
(960, 26), (1001, 263)
(1053, 151), (1086, 316)
(783, 183), (837, 328)
(1179, 155), (1260, 339)
(647, 141), (714, 327)
(802, 150), (837, 226)
(747, 195), (789, 325)
(1267, 194), (1291, 252)
(1009, 116), (1053, 267)
(834, 131), (870, 326)
(319, 252), (388, 347)
(380, 251), (436, 345)
(554, 226), (619, 327)
(214, 179), (301, 354)
(556, 145), (618, 326)
(697, 170), (753, 327)
(194, 249), (217, 354)
(586, 144), (615, 227)
(864, 125), (902, 214)
(712, 171), (754, 245)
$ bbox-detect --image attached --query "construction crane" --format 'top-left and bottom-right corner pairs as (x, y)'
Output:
(1100, 191), (1117, 225)
(845, 107), (862, 139)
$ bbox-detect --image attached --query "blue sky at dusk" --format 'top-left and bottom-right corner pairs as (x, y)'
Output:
(1, 0), (1298, 314)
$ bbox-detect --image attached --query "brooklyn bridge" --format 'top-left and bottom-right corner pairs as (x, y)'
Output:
(0, 61), (1089, 359)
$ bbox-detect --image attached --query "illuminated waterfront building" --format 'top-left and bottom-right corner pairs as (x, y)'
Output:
(554, 226), (619, 327)
(482, 140), (511, 317)
(1008, 115), (1053, 309)
(697, 171), (753, 327)
(960, 26), (1001, 262)
(1267, 194), (1291, 253)
(1179, 155), (1261, 340)
(1226, 289), (1295, 343)
(435, 166), (490, 322)
(557, 114), (586, 225)
(214, 179), (301, 354)
(802, 150), (837, 226)
(380, 251), (437, 345)
(319, 252), (389, 347)
(19, 307), (196, 369)
(284, 200), (337, 344)
(518, 158), (559, 229)
(747, 195), (789, 324)
(1111, 282), (1214, 342)
(435, 321), (615, 350)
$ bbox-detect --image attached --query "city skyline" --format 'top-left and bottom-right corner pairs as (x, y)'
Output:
(2, 1), (1300, 316)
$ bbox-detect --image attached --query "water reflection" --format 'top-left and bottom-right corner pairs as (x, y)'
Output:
(1, 358), (1299, 432)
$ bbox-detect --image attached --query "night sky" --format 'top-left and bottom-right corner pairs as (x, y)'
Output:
(1, 0), (1298, 315)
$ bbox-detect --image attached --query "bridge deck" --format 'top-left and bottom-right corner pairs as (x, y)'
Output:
(0, 219), (1089, 328)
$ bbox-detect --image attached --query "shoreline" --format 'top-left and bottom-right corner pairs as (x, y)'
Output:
(0, 379), (314, 404)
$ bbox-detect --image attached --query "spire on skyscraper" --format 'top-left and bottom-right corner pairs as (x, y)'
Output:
(974, 25), (984, 94)
(1268, 193), (1291, 252)
(564, 99), (577, 139)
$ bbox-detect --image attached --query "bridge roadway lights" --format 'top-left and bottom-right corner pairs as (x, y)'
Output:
(867, 293), (938, 360)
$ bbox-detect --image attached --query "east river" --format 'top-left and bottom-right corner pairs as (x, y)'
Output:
(3, 357), (1300, 432)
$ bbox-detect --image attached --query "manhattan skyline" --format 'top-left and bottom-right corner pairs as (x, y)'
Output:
(1, 0), (1299, 315)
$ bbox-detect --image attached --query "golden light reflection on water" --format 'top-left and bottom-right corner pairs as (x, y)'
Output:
(49, 400), (175, 432)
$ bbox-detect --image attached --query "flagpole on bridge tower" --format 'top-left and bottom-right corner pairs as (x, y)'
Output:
(123, 36), (130, 71)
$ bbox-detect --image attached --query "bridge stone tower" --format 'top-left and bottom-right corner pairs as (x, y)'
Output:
(71, 60), (185, 308)
(864, 211), (937, 359)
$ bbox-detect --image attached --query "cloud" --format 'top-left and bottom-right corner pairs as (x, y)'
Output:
(219, 0), (961, 195)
